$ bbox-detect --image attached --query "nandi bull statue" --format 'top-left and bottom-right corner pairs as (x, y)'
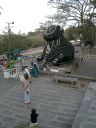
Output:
(37, 25), (75, 65)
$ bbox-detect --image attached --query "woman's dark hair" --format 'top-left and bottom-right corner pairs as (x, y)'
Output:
(31, 109), (36, 114)
(31, 62), (33, 66)
(24, 73), (29, 80)
(33, 64), (37, 68)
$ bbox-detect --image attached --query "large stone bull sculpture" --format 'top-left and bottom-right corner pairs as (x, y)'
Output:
(38, 25), (75, 65)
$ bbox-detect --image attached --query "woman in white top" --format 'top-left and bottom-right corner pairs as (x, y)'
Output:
(22, 73), (31, 104)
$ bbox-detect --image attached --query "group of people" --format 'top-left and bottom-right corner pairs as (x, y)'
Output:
(20, 56), (49, 127)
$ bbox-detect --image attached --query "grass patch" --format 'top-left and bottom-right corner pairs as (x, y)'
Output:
(15, 122), (41, 128)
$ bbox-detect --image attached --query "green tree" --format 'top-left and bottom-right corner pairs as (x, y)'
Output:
(48, 0), (96, 26)
(79, 19), (96, 46)
(64, 26), (78, 41)
(47, 0), (96, 45)
(0, 32), (44, 53)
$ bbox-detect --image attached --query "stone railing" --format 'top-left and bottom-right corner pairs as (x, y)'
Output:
(39, 70), (96, 81)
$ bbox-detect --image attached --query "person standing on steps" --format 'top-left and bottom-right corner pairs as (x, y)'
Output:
(22, 73), (31, 104)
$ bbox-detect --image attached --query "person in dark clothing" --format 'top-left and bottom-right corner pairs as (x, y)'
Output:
(29, 108), (38, 127)
(31, 109), (38, 123)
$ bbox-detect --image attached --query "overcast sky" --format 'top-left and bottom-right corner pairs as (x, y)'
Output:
(0, 0), (56, 34)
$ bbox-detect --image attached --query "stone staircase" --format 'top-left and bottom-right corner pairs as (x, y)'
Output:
(70, 57), (96, 128)
(72, 82), (96, 128)
(0, 77), (87, 128)
(0, 67), (95, 128)
(30, 78), (88, 128)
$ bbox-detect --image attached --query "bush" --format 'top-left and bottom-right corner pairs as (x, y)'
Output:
(31, 126), (40, 128)
(15, 122), (29, 128)
(15, 122), (41, 128)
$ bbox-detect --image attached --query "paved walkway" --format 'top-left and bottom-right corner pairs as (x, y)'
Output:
(0, 76), (86, 128)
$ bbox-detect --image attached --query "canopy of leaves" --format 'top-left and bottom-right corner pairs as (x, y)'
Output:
(0, 31), (44, 54)
(48, 0), (96, 26)
(47, 0), (96, 46)
(64, 26), (78, 41)
(64, 19), (96, 46)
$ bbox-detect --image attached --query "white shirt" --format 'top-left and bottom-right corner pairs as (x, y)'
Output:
(25, 68), (31, 78)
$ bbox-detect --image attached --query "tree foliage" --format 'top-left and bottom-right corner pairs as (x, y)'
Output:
(48, 0), (96, 26)
(48, 0), (96, 46)
(64, 19), (96, 46)
(79, 19), (96, 46)
(64, 26), (78, 41)
(0, 31), (44, 53)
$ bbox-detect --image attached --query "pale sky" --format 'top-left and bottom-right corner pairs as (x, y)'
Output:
(0, 0), (56, 34)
